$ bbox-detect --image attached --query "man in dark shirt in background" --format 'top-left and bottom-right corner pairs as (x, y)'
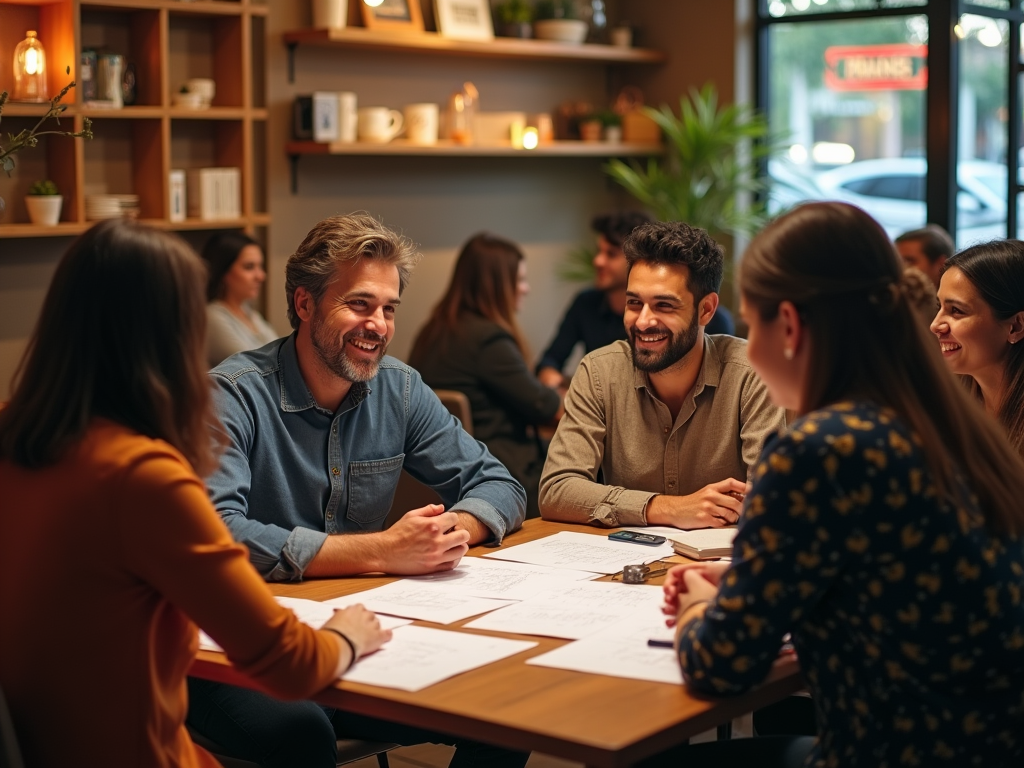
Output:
(537, 212), (734, 388)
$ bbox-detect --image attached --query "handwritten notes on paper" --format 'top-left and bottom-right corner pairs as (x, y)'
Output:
(464, 580), (663, 639)
(483, 530), (674, 574)
(407, 557), (598, 600)
(322, 581), (515, 624)
(343, 625), (536, 692)
(527, 611), (684, 685)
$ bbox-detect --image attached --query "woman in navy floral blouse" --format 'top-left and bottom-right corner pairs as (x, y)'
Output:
(662, 202), (1024, 767)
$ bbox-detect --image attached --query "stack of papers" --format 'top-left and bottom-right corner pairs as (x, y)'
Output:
(667, 528), (738, 560)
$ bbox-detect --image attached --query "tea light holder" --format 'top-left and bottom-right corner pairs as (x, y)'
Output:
(13, 31), (47, 102)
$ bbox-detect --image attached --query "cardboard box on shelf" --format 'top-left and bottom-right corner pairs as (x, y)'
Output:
(622, 110), (661, 143)
(186, 168), (240, 221)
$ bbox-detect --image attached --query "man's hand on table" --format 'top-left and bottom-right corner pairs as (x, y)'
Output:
(646, 478), (745, 529)
(377, 504), (470, 574)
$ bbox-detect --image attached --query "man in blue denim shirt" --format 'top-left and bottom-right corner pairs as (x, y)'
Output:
(187, 213), (528, 768)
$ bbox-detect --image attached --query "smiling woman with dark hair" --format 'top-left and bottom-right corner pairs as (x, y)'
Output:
(0, 219), (389, 768)
(931, 238), (1024, 454)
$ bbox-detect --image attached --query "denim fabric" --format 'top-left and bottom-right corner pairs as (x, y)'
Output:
(207, 334), (526, 581)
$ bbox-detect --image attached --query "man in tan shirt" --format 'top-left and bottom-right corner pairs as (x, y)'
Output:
(539, 221), (785, 530)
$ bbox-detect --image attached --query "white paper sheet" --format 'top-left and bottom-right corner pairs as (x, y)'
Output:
(322, 580), (515, 624)
(483, 531), (674, 574)
(406, 557), (599, 600)
(463, 580), (663, 639)
(198, 596), (411, 652)
(342, 625), (537, 692)
(526, 610), (684, 685)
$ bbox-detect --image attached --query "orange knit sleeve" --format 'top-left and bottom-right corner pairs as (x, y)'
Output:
(115, 442), (340, 699)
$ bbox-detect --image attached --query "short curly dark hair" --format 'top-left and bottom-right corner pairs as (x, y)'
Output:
(622, 221), (724, 299)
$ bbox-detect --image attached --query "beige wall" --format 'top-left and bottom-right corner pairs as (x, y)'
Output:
(0, 0), (742, 397)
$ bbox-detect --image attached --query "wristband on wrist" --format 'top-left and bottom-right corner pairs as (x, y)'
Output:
(322, 627), (359, 673)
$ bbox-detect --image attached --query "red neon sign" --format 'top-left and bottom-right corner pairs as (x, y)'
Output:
(825, 44), (928, 92)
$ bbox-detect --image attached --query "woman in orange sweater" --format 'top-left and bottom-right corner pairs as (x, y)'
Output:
(0, 219), (390, 768)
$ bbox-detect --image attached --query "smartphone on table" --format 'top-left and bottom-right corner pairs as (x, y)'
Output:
(608, 531), (667, 546)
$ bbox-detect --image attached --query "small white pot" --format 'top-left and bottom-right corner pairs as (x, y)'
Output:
(25, 195), (63, 226)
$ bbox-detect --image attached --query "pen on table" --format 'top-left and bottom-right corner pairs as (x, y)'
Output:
(647, 638), (674, 648)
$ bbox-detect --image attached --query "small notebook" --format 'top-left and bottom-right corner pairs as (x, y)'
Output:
(667, 527), (738, 560)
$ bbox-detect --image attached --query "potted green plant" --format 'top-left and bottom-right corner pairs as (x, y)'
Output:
(25, 179), (62, 226)
(0, 70), (92, 224)
(534, 0), (587, 43)
(604, 84), (777, 307)
(597, 110), (622, 143)
(495, 0), (533, 38)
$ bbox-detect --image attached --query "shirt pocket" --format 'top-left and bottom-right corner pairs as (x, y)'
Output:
(346, 453), (405, 528)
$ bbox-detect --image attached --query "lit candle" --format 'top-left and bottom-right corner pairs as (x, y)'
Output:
(522, 127), (539, 150)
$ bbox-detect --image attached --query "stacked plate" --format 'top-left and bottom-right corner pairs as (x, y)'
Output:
(86, 194), (140, 221)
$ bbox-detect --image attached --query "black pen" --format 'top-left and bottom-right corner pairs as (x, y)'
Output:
(647, 638), (674, 648)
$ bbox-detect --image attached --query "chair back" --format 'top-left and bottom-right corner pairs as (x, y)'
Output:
(432, 389), (473, 436)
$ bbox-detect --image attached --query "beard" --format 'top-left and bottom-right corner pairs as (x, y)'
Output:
(629, 307), (700, 374)
(310, 309), (388, 383)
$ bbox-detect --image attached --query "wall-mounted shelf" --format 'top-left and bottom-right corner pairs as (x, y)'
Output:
(0, 213), (271, 239)
(282, 27), (666, 83)
(284, 140), (663, 193)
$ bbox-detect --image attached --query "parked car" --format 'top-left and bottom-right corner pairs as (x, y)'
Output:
(813, 157), (1015, 248)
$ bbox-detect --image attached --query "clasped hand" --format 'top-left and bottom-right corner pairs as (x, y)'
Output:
(661, 561), (730, 628)
(647, 478), (746, 529)
(379, 504), (470, 574)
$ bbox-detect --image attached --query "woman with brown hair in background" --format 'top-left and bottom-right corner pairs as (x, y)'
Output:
(0, 219), (389, 767)
(931, 238), (1024, 454)
(410, 233), (561, 518)
(658, 202), (1024, 767)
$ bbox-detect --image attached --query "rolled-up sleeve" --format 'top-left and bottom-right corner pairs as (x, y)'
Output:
(402, 375), (526, 542)
(207, 373), (327, 581)
(539, 355), (654, 527)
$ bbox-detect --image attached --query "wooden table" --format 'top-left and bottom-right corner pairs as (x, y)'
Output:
(190, 520), (802, 768)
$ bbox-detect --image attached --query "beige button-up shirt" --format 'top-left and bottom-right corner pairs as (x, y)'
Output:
(539, 336), (785, 527)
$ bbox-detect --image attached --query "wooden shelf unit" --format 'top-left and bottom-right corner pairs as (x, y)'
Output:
(0, 0), (268, 238)
(282, 27), (665, 82)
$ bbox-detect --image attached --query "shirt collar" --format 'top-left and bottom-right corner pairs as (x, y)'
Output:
(277, 333), (371, 415)
(631, 334), (723, 395)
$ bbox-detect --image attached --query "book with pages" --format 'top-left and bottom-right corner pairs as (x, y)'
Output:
(667, 527), (738, 560)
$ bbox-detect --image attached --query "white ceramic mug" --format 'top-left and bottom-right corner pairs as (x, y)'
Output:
(404, 103), (439, 145)
(313, 0), (348, 29)
(358, 107), (404, 143)
(338, 91), (357, 143)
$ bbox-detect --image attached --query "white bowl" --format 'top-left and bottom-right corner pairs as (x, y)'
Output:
(186, 78), (216, 102)
(534, 19), (588, 44)
(173, 91), (207, 109)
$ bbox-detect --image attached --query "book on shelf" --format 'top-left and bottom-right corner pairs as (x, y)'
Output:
(666, 527), (738, 560)
(186, 167), (240, 221)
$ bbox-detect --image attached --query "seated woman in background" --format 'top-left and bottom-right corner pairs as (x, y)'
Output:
(0, 220), (389, 767)
(410, 233), (561, 518)
(202, 231), (278, 367)
(660, 202), (1024, 767)
(931, 239), (1024, 454)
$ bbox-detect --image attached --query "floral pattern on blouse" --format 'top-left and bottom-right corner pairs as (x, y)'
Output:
(678, 401), (1024, 767)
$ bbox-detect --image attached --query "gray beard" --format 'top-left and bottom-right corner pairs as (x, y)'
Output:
(310, 311), (386, 383)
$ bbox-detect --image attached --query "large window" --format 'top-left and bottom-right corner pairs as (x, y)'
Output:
(758, 0), (1024, 249)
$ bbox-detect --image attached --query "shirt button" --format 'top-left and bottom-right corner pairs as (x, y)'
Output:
(668, 481), (675, 488)
(326, 511), (334, 520)
(332, 427), (337, 434)
(663, 427), (670, 434)
(331, 467), (340, 476)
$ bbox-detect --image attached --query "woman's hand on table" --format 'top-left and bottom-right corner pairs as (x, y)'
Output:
(324, 604), (392, 660)
(661, 562), (730, 627)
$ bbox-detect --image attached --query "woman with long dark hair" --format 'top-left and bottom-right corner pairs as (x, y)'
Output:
(931, 239), (1024, 454)
(410, 233), (561, 518)
(0, 219), (389, 767)
(201, 231), (278, 367)
(660, 203), (1024, 767)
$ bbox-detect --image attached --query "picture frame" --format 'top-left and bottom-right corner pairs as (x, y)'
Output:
(434, 0), (493, 41)
(312, 91), (340, 142)
(361, 0), (425, 32)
